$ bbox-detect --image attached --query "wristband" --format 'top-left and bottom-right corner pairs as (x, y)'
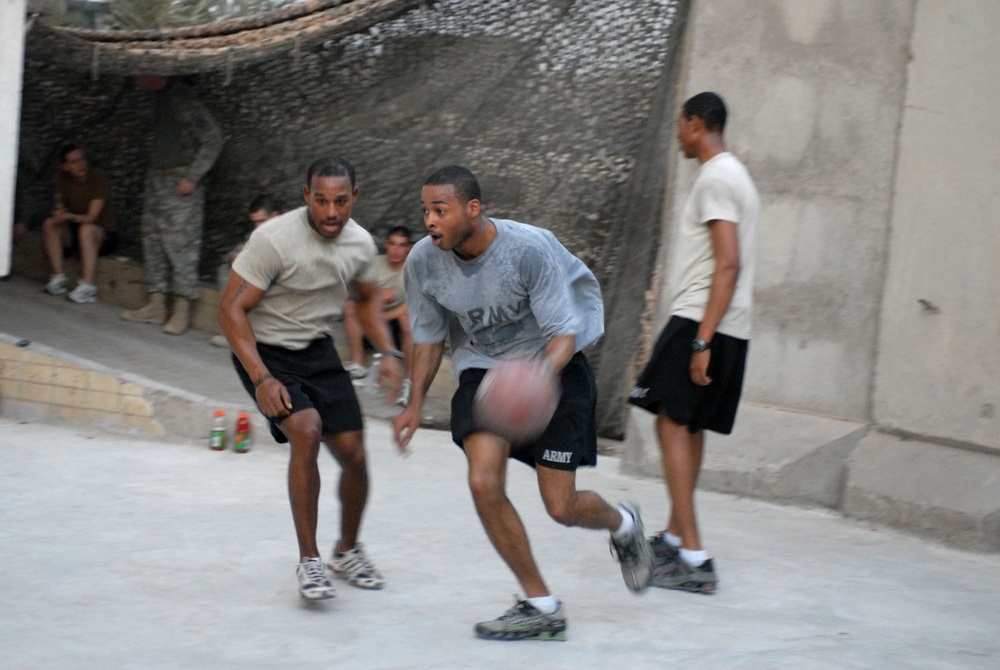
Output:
(380, 349), (405, 360)
(253, 372), (274, 389)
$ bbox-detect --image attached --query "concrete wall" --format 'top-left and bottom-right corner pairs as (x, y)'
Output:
(0, 0), (28, 277)
(661, 0), (915, 421)
(627, 0), (1000, 550)
(660, 0), (999, 451)
(874, 0), (1000, 450)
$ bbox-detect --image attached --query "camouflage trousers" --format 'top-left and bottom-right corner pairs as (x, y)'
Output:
(139, 170), (204, 300)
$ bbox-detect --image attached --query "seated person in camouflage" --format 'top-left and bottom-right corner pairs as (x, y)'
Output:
(42, 144), (117, 304)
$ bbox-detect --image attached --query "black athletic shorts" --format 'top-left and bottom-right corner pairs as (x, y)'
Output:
(629, 316), (748, 435)
(232, 335), (363, 444)
(450, 351), (598, 471)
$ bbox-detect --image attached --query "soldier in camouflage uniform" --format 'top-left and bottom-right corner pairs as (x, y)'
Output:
(121, 75), (223, 335)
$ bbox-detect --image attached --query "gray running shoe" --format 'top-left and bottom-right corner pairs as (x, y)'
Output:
(327, 543), (385, 590)
(609, 501), (653, 593)
(296, 557), (336, 600)
(474, 598), (567, 641)
(67, 282), (97, 304)
(652, 556), (718, 594)
(45, 274), (69, 296)
(648, 533), (680, 565)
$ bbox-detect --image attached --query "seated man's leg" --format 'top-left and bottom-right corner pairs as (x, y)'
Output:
(77, 222), (104, 286)
(343, 299), (366, 368)
(42, 217), (71, 294)
(341, 300), (369, 381)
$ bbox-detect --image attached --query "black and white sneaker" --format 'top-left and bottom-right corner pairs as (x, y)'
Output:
(474, 598), (567, 641)
(296, 557), (336, 600)
(327, 543), (385, 590)
(652, 556), (718, 594)
(609, 501), (653, 593)
(648, 533), (681, 565)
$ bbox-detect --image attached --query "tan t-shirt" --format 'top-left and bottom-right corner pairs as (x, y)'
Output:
(233, 207), (378, 349)
(668, 152), (759, 340)
(372, 255), (405, 310)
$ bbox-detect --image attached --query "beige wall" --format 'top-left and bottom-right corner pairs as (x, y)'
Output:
(661, 0), (915, 422)
(0, 0), (27, 277)
(875, 0), (1000, 450)
(658, 0), (998, 452)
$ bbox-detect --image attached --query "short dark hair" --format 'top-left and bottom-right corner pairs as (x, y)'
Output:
(682, 91), (727, 134)
(386, 225), (412, 242)
(59, 143), (82, 163)
(247, 194), (281, 214)
(424, 164), (481, 204)
(306, 156), (356, 189)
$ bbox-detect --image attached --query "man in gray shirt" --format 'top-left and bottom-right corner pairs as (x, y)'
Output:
(393, 165), (653, 642)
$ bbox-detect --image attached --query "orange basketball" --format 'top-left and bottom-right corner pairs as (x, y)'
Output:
(474, 360), (561, 444)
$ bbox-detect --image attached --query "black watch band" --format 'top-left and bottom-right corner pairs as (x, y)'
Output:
(691, 337), (711, 353)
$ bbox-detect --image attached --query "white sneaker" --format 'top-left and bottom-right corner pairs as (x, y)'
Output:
(344, 361), (368, 384)
(67, 282), (97, 304)
(296, 557), (336, 600)
(396, 378), (412, 407)
(327, 543), (385, 590)
(45, 274), (69, 296)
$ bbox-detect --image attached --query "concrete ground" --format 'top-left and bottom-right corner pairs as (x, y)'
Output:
(2, 276), (1000, 668)
(3, 418), (1000, 669)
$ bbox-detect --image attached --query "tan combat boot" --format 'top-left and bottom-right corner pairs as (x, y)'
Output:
(162, 297), (191, 335)
(121, 292), (168, 324)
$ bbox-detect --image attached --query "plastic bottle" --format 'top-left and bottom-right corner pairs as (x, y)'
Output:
(209, 409), (227, 451)
(233, 412), (252, 453)
(367, 353), (382, 394)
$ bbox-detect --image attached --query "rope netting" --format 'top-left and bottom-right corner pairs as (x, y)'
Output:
(27, 0), (425, 77)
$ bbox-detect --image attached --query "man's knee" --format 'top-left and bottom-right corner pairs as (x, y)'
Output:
(468, 468), (504, 504)
(281, 412), (323, 453)
(328, 431), (367, 472)
(544, 497), (578, 527)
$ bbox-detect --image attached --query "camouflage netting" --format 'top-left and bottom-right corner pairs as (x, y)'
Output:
(17, 0), (689, 438)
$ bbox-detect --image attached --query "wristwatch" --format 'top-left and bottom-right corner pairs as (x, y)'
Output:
(691, 337), (711, 353)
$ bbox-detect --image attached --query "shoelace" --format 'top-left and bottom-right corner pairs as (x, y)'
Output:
(339, 547), (380, 578)
(302, 560), (327, 583)
(499, 601), (538, 624)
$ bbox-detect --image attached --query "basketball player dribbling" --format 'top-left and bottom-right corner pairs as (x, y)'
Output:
(392, 164), (653, 641)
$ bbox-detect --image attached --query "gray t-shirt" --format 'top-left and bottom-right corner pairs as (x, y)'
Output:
(404, 218), (604, 376)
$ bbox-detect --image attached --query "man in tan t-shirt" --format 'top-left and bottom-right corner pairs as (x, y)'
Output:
(217, 156), (402, 601)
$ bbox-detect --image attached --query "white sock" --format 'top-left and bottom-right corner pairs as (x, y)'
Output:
(680, 548), (708, 567)
(664, 531), (682, 548)
(300, 556), (322, 564)
(612, 505), (635, 539)
(526, 595), (559, 615)
(51, 273), (66, 281)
